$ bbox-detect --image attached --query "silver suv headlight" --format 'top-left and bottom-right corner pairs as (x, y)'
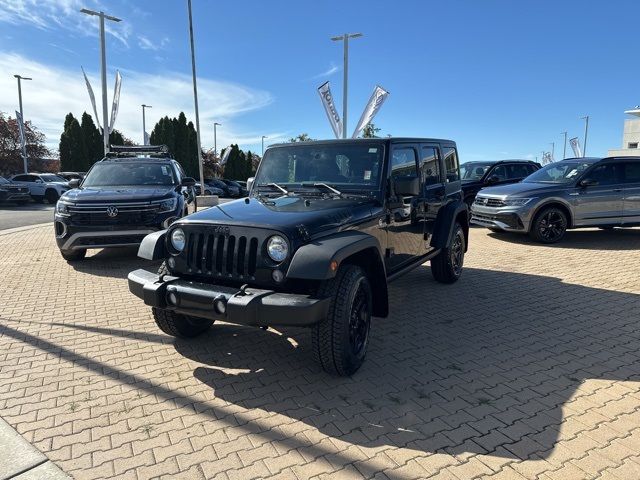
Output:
(171, 228), (186, 252)
(267, 235), (288, 262)
(503, 198), (533, 206)
(157, 197), (177, 212)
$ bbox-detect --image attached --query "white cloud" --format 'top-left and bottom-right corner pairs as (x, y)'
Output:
(138, 35), (169, 52)
(0, 52), (278, 153)
(311, 63), (340, 80)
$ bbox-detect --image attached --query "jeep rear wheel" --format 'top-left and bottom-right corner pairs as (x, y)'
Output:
(312, 265), (372, 376)
(431, 222), (465, 284)
(152, 263), (214, 338)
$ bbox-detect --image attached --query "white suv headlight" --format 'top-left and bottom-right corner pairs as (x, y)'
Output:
(171, 228), (186, 252)
(503, 198), (533, 206)
(267, 235), (288, 262)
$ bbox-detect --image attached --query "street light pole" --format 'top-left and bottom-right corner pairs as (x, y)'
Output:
(550, 142), (555, 162)
(213, 122), (221, 159)
(141, 104), (152, 145)
(14, 74), (32, 173)
(261, 135), (267, 157)
(581, 115), (589, 157)
(331, 33), (363, 139)
(561, 131), (567, 159)
(80, 8), (121, 156)
(186, 0), (205, 195)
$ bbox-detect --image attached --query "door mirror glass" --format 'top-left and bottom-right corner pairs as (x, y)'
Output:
(181, 177), (196, 187)
(579, 178), (598, 187)
(68, 179), (80, 189)
(394, 176), (420, 196)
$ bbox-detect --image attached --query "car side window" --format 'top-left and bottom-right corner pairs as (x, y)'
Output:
(12, 175), (27, 181)
(623, 162), (640, 184)
(390, 147), (418, 179)
(508, 164), (530, 179)
(420, 146), (440, 186)
(526, 164), (538, 175)
(587, 164), (619, 186)
(442, 147), (460, 182)
(491, 165), (508, 181)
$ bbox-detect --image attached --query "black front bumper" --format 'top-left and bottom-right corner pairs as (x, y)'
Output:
(128, 269), (330, 327)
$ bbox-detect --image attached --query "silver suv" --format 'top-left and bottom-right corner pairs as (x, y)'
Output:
(471, 156), (640, 243)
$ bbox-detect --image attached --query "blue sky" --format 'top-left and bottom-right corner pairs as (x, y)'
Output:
(1, 0), (639, 161)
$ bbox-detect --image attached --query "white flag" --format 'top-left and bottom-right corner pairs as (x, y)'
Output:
(317, 81), (342, 139)
(15, 110), (26, 152)
(109, 70), (122, 134)
(81, 67), (102, 132)
(351, 85), (390, 139)
(569, 137), (582, 157)
(220, 147), (232, 166)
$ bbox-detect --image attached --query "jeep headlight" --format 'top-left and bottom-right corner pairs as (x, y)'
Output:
(55, 200), (71, 216)
(267, 235), (288, 262)
(503, 198), (533, 206)
(171, 228), (186, 252)
(157, 198), (177, 212)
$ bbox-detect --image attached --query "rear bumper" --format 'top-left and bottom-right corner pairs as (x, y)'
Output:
(128, 268), (330, 327)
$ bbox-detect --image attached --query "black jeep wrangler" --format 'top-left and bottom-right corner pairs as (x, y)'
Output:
(128, 138), (469, 375)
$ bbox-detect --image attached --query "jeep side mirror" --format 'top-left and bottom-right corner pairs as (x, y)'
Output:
(486, 175), (500, 185)
(68, 179), (80, 189)
(579, 178), (598, 188)
(247, 177), (255, 192)
(393, 176), (419, 196)
(181, 177), (196, 187)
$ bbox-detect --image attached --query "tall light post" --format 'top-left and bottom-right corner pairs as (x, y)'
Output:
(550, 142), (555, 162)
(186, 0), (205, 194)
(213, 122), (221, 159)
(14, 74), (32, 173)
(331, 32), (363, 139)
(141, 104), (152, 145)
(561, 131), (568, 159)
(261, 135), (267, 157)
(80, 8), (121, 156)
(581, 115), (590, 157)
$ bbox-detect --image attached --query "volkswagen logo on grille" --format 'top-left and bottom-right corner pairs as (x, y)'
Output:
(106, 206), (119, 217)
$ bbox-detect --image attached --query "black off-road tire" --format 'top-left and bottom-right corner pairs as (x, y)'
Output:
(529, 206), (568, 244)
(312, 265), (372, 377)
(60, 249), (86, 262)
(45, 189), (59, 204)
(431, 222), (465, 284)
(152, 263), (214, 338)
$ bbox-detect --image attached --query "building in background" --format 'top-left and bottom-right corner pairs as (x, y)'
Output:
(608, 107), (640, 156)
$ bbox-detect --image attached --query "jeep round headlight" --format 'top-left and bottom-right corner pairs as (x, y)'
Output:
(171, 228), (186, 252)
(267, 235), (288, 262)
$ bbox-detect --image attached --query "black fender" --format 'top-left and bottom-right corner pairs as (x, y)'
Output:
(138, 230), (167, 260)
(286, 231), (388, 317)
(431, 200), (469, 251)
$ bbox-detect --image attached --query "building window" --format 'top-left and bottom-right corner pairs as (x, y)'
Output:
(628, 142), (638, 149)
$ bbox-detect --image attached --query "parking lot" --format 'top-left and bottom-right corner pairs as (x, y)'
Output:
(1, 226), (639, 479)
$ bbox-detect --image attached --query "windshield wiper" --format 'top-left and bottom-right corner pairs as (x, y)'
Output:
(257, 182), (289, 194)
(300, 183), (342, 196)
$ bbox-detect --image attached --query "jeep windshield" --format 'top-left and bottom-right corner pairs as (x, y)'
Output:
(253, 143), (384, 195)
(522, 161), (593, 184)
(82, 162), (178, 187)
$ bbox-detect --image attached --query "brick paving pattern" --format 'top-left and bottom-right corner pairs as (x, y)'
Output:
(1, 225), (639, 479)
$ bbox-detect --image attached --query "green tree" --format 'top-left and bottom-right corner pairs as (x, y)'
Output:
(0, 111), (51, 175)
(80, 112), (102, 169)
(149, 113), (198, 177)
(289, 133), (314, 142)
(361, 123), (381, 138)
(59, 113), (84, 171)
(244, 150), (254, 179)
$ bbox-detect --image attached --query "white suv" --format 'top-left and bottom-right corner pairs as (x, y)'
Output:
(10, 173), (70, 204)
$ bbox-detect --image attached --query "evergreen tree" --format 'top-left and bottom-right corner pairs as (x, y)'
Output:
(148, 113), (199, 177)
(80, 112), (102, 169)
(59, 113), (84, 171)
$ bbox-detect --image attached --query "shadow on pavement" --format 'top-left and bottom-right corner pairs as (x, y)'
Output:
(69, 247), (159, 279)
(37, 265), (640, 461)
(486, 227), (640, 251)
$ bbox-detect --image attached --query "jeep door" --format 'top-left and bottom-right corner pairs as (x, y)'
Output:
(573, 163), (624, 226)
(417, 143), (445, 248)
(442, 145), (463, 202)
(622, 160), (640, 224)
(385, 143), (424, 271)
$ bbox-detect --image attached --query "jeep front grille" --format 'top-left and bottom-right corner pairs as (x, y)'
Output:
(185, 231), (259, 279)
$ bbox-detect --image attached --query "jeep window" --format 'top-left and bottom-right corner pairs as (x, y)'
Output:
(420, 146), (440, 185)
(523, 161), (592, 184)
(460, 162), (492, 180)
(254, 143), (383, 190)
(443, 147), (460, 182)
(82, 162), (178, 187)
(391, 147), (417, 179)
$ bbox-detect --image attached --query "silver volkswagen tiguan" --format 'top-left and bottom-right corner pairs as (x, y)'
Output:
(471, 156), (640, 243)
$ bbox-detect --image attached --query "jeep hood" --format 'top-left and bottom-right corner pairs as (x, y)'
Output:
(180, 195), (376, 237)
(479, 182), (568, 197)
(62, 186), (176, 202)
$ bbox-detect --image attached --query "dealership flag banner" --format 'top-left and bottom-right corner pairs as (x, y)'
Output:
(351, 85), (390, 138)
(220, 146), (232, 166)
(109, 70), (122, 134)
(317, 81), (343, 139)
(15, 110), (26, 153)
(569, 137), (582, 157)
(82, 67), (102, 132)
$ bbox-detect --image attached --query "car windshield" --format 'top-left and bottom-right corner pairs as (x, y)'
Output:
(82, 162), (178, 187)
(253, 143), (384, 192)
(40, 174), (67, 182)
(460, 163), (493, 180)
(523, 161), (592, 184)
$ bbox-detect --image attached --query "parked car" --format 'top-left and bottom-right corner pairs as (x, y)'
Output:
(229, 180), (249, 197)
(471, 156), (640, 243)
(194, 183), (224, 196)
(9, 173), (70, 203)
(57, 171), (86, 181)
(54, 145), (197, 261)
(205, 178), (232, 197)
(221, 179), (244, 197)
(128, 138), (469, 376)
(460, 159), (541, 207)
(0, 176), (31, 205)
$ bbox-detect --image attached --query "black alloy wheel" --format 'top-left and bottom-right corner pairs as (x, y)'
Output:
(530, 207), (568, 244)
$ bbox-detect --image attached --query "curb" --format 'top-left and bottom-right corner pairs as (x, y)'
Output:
(0, 223), (51, 237)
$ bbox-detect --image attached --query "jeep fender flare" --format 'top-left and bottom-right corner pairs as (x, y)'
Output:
(431, 200), (469, 252)
(138, 230), (167, 260)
